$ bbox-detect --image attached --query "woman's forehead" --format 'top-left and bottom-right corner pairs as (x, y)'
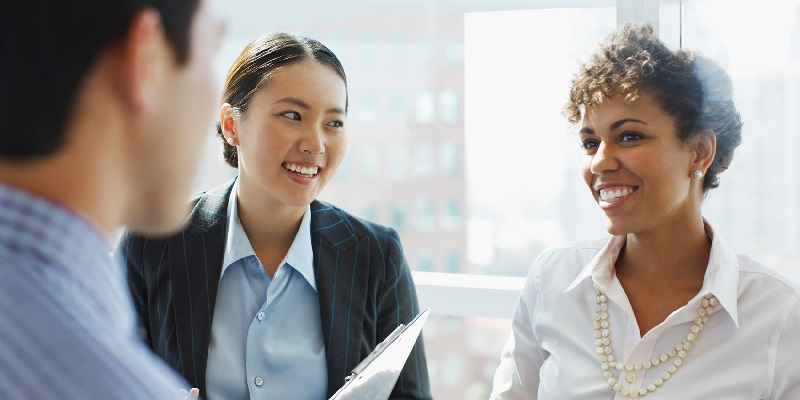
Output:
(247, 61), (347, 110)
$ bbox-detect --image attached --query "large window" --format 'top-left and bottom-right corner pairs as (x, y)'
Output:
(682, 0), (800, 277)
(199, 1), (800, 398)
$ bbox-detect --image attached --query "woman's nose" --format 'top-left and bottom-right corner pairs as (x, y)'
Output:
(300, 126), (325, 155)
(589, 142), (618, 175)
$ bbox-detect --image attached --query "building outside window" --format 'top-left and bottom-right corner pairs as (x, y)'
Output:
(200, 2), (800, 397)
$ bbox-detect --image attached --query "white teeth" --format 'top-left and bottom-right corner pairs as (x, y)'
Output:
(599, 187), (634, 203)
(284, 163), (319, 176)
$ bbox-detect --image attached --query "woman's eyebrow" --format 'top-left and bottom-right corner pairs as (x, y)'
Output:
(610, 118), (649, 130)
(326, 107), (345, 115)
(275, 97), (345, 115)
(274, 97), (311, 109)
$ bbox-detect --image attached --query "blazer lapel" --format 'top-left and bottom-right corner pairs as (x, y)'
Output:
(168, 181), (233, 393)
(310, 200), (373, 396)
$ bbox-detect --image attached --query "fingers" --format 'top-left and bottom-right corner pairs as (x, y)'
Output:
(176, 387), (199, 400)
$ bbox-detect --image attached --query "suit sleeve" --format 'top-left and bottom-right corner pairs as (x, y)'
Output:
(115, 230), (154, 350)
(490, 257), (549, 399)
(382, 228), (432, 400)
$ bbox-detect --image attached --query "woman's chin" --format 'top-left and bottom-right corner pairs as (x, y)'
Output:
(603, 218), (631, 236)
(282, 192), (318, 209)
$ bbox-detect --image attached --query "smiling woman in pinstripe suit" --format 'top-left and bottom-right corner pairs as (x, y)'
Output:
(118, 33), (431, 400)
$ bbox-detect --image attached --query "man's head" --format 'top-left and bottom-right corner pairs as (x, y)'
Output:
(1, 0), (201, 159)
(0, 0), (224, 235)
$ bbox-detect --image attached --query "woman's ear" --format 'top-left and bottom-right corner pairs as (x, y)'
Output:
(693, 129), (717, 172)
(219, 103), (238, 145)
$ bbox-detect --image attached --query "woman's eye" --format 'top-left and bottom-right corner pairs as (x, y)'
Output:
(281, 111), (301, 121)
(620, 132), (642, 142)
(327, 120), (344, 128)
(581, 140), (598, 150)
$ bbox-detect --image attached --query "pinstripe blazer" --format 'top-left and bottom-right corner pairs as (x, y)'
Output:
(119, 180), (431, 399)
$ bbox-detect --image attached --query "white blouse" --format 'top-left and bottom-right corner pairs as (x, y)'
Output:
(491, 223), (800, 399)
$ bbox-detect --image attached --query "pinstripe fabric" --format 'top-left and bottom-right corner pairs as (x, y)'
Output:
(120, 180), (431, 399)
(0, 183), (189, 399)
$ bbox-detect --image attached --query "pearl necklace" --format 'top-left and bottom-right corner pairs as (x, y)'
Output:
(593, 283), (717, 398)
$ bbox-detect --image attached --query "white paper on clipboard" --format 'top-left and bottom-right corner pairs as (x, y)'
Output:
(329, 309), (430, 400)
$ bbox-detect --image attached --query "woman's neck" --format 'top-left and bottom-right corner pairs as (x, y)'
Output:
(614, 216), (712, 336)
(616, 216), (711, 289)
(234, 181), (305, 274)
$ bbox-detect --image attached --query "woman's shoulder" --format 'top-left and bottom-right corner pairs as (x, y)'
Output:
(310, 200), (397, 240)
(534, 237), (610, 269)
(524, 237), (611, 287)
(736, 254), (800, 297)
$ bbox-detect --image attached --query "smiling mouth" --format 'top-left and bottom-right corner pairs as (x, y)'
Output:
(283, 162), (320, 178)
(598, 187), (637, 203)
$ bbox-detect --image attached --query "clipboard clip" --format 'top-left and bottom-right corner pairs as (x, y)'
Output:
(345, 323), (406, 382)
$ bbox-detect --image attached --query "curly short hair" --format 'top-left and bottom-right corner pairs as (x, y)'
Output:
(564, 23), (742, 192)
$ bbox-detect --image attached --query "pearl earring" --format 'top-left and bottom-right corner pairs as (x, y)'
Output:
(226, 137), (235, 146)
(693, 169), (704, 180)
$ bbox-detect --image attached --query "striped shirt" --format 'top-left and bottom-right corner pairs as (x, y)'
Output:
(0, 183), (189, 399)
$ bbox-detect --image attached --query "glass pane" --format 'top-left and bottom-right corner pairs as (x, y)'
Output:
(199, 4), (616, 279)
(423, 315), (511, 400)
(414, 143), (436, 178)
(414, 198), (436, 232)
(391, 201), (408, 231)
(440, 141), (460, 176)
(682, 0), (800, 279)
(198, 2), (616, 399)
(464, 8), (616, 276)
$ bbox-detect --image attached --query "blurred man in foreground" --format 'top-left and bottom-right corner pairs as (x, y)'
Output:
(0, 0), (224, 398)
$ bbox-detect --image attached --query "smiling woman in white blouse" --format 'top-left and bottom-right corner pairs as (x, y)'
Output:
(490, 23), (800, 399)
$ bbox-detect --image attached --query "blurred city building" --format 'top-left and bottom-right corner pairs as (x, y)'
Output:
(191, 2), (800, 398)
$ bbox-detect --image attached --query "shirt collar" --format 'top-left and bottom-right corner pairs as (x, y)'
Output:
(697, 221), (740, 327)
(564, 235), (626, 295)
(564, 220), (740, 327)
(222, 181), (317, 291)
(285, 205), (316, 291)
(222, 180), (255, 274)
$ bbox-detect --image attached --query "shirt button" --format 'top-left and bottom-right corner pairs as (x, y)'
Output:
(257, 312), (265, 321)
(254, 376), (264, 387)
(626, 372), (637, 383)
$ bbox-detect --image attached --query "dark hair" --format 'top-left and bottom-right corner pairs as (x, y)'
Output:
(565, 23), (743, 192)
(218, 33), (348, 168)
(0, 0), (199, 160)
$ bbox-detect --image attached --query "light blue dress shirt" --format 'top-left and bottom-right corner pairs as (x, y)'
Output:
(0, 184), (189, 399)
(206, 182), (327, 400)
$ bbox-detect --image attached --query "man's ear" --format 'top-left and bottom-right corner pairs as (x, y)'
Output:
(693, 129), (717, 172)
(120, 9), (171, 114)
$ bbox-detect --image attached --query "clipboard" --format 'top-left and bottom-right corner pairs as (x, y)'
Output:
(329, 309), (430, 400)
